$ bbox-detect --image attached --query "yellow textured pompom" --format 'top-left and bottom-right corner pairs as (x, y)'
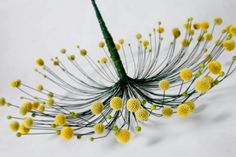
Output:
(32, 101), (40, 110)
(223, 40), (235, 51)
(55, 114), (67, 126)
(126, 98), (141, 112)
(19, 124), (30, 135)
(36, 58), (44, 66)
(180, 68), (193, 81)
(172, 28), (181, 38)
(157, 27), (165, 33)
(100, 57), (108, 64)
(9, 121), (20, 132)
(135, 109), (149, 121)
(208, 61), (222, 75)
(229, 25), (236, 36)
(47, 98), (55, 107)
(110, 97), (123, 111)
(19, 106), (28, 116)
(94, 123), (105, 135)
(185, 100), (195, 112)
(90, 101), (104, 115)
(60, 48), (66, 54)
(159, 79), (170, 91)
(36, 84), (43, 92)
(136, 33), (142, 40)
(194, 78), (211, 93)
(115, 44), (121, 51)
(0, 97), (6, 106)
(161, 106), (173, 117)
(80, 49), (87, 56)
(214, 17), (223, 25)
(177, 104), (191, 118)
(98, 42), (105, 48)
(68, 55), (75, 61)
(143, 40), (150, 48)
(23, 117), (33, 128)
(10, 80), (21, 88)
(115, 129), (131, 144)
(119, 38), (124, 45)
(200, 21), (209, 30)
(61, 127), (74, 140)
(204, 75), (214, 85)
(22, 102), (32, 112)
(181, 38), (189, 47)
(37, 105), (45, 112)
(150, 104), (157, 110)
(204, 33), (213, 41)
(184, 23), (191, 29)
(193, 23), (200, 30)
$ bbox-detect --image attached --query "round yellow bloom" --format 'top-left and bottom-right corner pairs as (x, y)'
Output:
(161, 106), (173, 117)
(90, 101), (104, 115)
(9, 121), (20, 132)
(115, 44), (121, 51)
(204, 33), (213, 41)
(214, 17), (223, 25)
(208, 61), (222, 75)
(150, 104), (157, 110)
(177, 104), (191, 118)
(135, 109), (149, 121)
(68, 55), (75, 61)
(181, 38), (189, 47)
(143, 40), (149, 48)
(136, 33), (142, 40)
(60, 48), (66, 54)
(185, 100), (195, 112)
(110, 97), (123, 111)
(23, 117), (33, 128)
(200, 21), (209, 30)
(55, 114), (67, 126)
(115, 129), (131, 144)
(180, 68), (193, 81)
(0, 97), (6, 106)
(100, 57), (108, 64)
(19, 106), (28, 116)
(94, 123), (105, 135)
(159, 79), (170, 91)
(157, 27), (165, 33)
(230, 25), (236, 36)
(80, 49), (87, 56)
(193, 23), (200, 30)
(61, 127), (74, 140)
(37, 105), (45, 112)
(172, 28), (181, 38)
(10, 80), (21, 88)
(204, 75), (214, 86)
(32, 101), (40, 110)
(194, 78), (211, 93)
(126, 98), (141, 112)
(36, 58), (44, 66)
(223, 40), (235, 51)
(184, 23), (191, 29)
(47, 98), (54, 107)
(119, 38), (124, 45)
(36, 84), (43, 92)
(22, 102), (32, 112)
(19, 124), (30, 135)
(98, 42), (105, 48)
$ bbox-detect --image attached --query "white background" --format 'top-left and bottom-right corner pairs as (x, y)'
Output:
(0, 0), (236, 157)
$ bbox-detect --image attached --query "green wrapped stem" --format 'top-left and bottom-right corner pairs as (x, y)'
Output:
(91, 0), (127, 81)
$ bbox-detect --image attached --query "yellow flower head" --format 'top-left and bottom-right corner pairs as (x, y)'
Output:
(150, 104), (157, 110)
(223, 40), (235, 51)
(22, 102), (32, 112)
(136, 33), (142, 40)
(36, 58), (44, 66)
(119, 38), (125, 45)
(126, 98), (141, 112)
(37, 105), (45, 113)
(68, 55), (75, 61)
(0, 97), (6, 106)
(204, 33), (213, 41)
(99, 57), (108, 64)
(204, 75), (214, 86)
(110, 97), (123, 111)
(180, 68), (193, 81)
(135, 108), (149, 121)
(19, 106), (28, 116)
(19, 124), (30, 135)
(90, 101), (104, 115)
(98, 41), (105, 48)
(10, 80), (21, 88)
(185, 100), (195, 112)
(61, 127), (74, 140)
(115, 129), (131, 144)
(194, 78), (211, 93)
(184, 23), (191, 29)
(80, 49), (87, 56)
(36, 84), (44, 92)
(143, 40), (150, 48)
(32, 101), (40, 110)
(159, 79), (170, 91)
(161, 106), (173, 117)
(55, 114), (67, 126)
(47, 98), (55, 107)
(60, 48), (66, 54)
(200, 21), (209, 30)
(23, 117), (33, 128)
(208, 61), (222, 75)
(9, 121), (20, 132)
(157, 27), (165, 33)
(177, 104), (191, 118)
(229, 25), (236, 36)
(172, 28), (181, 38)
(214, 17), (223, 25)
(193, 23), (200, 30)
(181, 38), (189, 47)
(94, 123), (105, 135)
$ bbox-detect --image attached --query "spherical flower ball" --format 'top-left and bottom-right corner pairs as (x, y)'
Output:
(194, 78), (211, 93)
(119, 38), (125, 45)
(19, 106), (28, 116)
(10, 80), (21, 88)
(35, 58), (44, 66)
(126, 98), (141, 112)
(143, 40), (150, 48)
(159, 79), (170, 91)
(60, 48), (66, 54)
(177, 104), (191, 118)
(23, 117), (33, 128)
(110, 97), (123, 111)
(150, 104), (157, 110)
(116, 44), (121, 51)
(208, 61), (222, 75)
(181, 38), (189, 47)
(135, 108), (149, 121)
(185, 100), (195, 112)
(61, 127), (74, 140)
(203, 75), (214, 86)
(47, 98), (55, 107)
(19, 124), (30, 135)
(68, 55), (75, 61)
(200, 21), (209, 30)
(157, 27), (165, 33)
(90, 101), (104, 115)
(98, 42), (105, 48)
(94, 123), (105, 135)
(36, 84), (44, 92)
(204, 33), (213, 41)
(9, 121), (20, 132)
(193, 23), (200, 30)
(172, 28), (181, 38)
(0, 97), (6, 106)
(22, 102), (32, 112)
(230, 25), (236, 36)
(54, 114), (67, 126)
(223, 40), (235, 51)
(100, 57), (108, 64)
(136, 33), (142, 40)
(80, 49), (87, 56)
(37, 105), (45, 113)
(161, 106), (173, 117)
(214, 17), (223, 25)
(115, 129), (131, 144)
(180, 68), (193, 81)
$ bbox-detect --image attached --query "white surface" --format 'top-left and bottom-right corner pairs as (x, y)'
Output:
(0, 0), (236, 157)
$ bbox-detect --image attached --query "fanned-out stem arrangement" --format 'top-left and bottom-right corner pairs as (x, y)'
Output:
(1, 0), (236, 144)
